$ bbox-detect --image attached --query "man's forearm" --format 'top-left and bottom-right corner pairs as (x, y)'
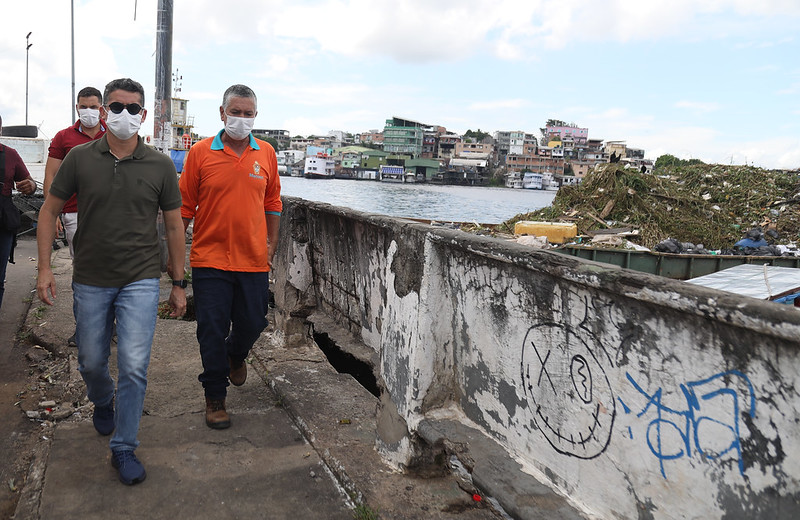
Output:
(165, 212), (187, 278)
(43, 157), (62, 199)
(36, 201), (61, 271)
(166, 228), (185, 277)
(266, 214), (281, 263)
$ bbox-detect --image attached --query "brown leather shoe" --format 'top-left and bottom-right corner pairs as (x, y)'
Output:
(205, 397), (231, 429)
(229, 357), (247, 386)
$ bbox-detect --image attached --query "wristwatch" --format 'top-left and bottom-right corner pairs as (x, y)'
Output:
(172, 279), (188, 289)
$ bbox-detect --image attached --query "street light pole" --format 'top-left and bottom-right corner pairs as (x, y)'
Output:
(71, 0), (76, 122)
(25, 32), (32, 125)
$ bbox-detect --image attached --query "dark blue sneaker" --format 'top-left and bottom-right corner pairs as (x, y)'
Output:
(93, 401), (115, 436)
(111, 449), (146, 485)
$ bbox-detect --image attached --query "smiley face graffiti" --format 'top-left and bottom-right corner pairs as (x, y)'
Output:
(520, 323), (616, 459)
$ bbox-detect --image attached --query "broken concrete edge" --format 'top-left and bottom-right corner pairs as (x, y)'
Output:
(417, 418), (588, 520)
(247, 350), (363, 509)
(12, 423), (53, 520)
(289, 313), (582, 520)
(306, 312), (379, 370)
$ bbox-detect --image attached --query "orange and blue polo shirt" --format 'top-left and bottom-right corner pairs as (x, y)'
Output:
(179, 130), (282, 272)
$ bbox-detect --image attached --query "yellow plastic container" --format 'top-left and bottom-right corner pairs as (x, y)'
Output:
(514, 221), (577, 244)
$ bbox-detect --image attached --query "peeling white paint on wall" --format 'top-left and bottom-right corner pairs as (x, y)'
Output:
(276, 199), (800, 520)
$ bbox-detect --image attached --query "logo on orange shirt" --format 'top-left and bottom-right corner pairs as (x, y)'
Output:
(253, 161), (261, 175)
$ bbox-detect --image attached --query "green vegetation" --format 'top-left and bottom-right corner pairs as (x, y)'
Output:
(654, 154), (706, 169)
(33, 305), (47, 320)
(253, 134), (282, 151)
(462, 128), (491, 142)
(352, 503), (380, 520)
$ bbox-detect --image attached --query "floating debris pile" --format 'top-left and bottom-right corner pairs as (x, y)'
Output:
(501, 163), (800, 250)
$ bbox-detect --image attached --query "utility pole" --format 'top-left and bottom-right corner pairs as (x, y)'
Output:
(25, 32), (32, 125)
(154, 0), (173, 152)
(71, 0), (76, 122)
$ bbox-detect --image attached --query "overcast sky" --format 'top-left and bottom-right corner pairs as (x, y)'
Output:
(1, 0), (799, 168)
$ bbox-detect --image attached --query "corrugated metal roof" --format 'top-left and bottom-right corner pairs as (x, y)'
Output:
(686, 264), (800, 301)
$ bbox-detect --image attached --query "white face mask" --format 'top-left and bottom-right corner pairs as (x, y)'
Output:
(224, 115), (255, 141)
(78, 108), (100, 128)
(106, 110), (142, 140)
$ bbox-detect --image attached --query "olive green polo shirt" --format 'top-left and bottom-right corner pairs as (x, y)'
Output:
(50, 135), (181, 287)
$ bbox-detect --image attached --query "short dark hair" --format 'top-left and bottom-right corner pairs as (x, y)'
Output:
(222, 84), (257, 111)
(77, 86), (103, 103)
(104, 78), (145, 106)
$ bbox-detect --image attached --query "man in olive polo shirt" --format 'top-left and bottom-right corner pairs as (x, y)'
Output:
(36, 78), (187, 486)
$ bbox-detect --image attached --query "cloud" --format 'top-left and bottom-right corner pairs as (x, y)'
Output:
(164, 0), (800, 65)
(674, 101), (721, 113)
(735, 36), (795, 49)
(777, 83), (800, 95)
(0, 0), (161, 137)
(624, 124), (800, 170)
(468, 99), (530, 111)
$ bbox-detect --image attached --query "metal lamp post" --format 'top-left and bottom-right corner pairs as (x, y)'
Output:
(25, 32), (32, 125)
(71, 0), (76, 122)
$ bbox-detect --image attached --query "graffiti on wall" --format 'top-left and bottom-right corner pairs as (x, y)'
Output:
(520, 323), (616, 459)
(620, 370), (756, 479)
(520, 322), (757, 480)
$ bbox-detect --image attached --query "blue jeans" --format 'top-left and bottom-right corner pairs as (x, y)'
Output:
(73, 278), (160, 452)
(0, 229), (13, 309)
(192, 268), (268, 400)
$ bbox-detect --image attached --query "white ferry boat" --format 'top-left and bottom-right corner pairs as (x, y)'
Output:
(505, 172), (522, 189)
(522, 172), (543, 189)
(304, 153), (335, 179)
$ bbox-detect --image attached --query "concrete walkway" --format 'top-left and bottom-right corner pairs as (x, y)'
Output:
(10, 238), (500, 519)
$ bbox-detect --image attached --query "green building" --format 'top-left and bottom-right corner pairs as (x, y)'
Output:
(383, 117), (426, 157)
(359, 149), (391, 170)
(405, 158), (441, 181)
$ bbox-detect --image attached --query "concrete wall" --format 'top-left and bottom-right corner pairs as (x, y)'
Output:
(273, 196), (800, 520)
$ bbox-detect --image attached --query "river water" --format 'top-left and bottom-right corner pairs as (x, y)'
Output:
(279, 177), (557, 225)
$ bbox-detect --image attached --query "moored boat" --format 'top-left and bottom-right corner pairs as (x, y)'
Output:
(304, 153), (335, 179)
(522, 172), (543, 189)
(505, 172), (523, 189)
(380, 165), (404, 183)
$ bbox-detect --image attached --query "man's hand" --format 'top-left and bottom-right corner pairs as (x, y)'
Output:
(37, 269), (57, 306)
(15, 178), (36, 195)
(168, 287), (187, 318)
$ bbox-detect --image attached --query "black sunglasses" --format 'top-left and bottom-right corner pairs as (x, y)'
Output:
(105, 102), (144, 115)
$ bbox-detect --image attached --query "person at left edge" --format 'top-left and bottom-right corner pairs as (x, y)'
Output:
(36, 78), (187, 486)
(0, 113), (37, 310)
(44, 86), (106, 347)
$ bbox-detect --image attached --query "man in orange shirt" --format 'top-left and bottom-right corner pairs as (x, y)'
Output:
(179, 84), (281, 429)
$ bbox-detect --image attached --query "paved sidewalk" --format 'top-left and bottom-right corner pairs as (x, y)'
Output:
(12, 245), (499, 519)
